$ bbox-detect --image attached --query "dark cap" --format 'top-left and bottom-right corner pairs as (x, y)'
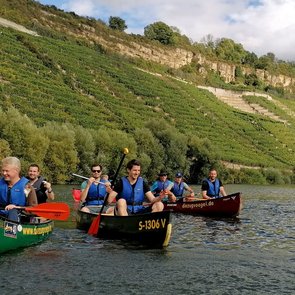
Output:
(158, 169), (168, 176)
(175, 172), (183, 178)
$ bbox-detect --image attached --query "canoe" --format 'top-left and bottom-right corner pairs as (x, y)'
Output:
(0, 215), (53, 254)
(163, 192), (242, 217)
(76, 209), (172, 248)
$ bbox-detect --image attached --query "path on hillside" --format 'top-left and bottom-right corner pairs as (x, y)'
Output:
(197, 86), (288, 124)
(0, 17), (38, 36)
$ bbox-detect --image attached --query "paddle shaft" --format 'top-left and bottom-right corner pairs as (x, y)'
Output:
(100, 151), (127, 214)
(72, 173), (106, 185)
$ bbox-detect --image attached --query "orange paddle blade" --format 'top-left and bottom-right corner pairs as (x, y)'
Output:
(24, 202), (70, 221)
(88, 214), (101, 236)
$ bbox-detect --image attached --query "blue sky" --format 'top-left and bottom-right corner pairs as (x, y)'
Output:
(37, 0), (295, 61)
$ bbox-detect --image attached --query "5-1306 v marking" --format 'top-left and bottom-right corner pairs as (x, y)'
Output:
(138, 219), (166, 231)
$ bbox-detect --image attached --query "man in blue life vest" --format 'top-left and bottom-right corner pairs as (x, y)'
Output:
(171, 172), (195, 201)
(0, 157), (38, 222)
(106, 159), (165, 216)
(201, 169), (227, 199)
(80, 163), (110, 213)
(27, 164), (55, 204)
(150, 170), (176, 202)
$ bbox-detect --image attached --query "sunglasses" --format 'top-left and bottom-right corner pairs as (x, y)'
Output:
(92, 169), (101, 173)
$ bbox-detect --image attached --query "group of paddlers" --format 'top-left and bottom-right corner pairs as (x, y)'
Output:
(78, 159), (227, 216)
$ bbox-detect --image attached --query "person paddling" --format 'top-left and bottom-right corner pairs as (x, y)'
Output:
(171, 172), (195, 201)
(106, 159), (165, 216)
(201, 168), (227, 199)
(80, 163), (110, 213)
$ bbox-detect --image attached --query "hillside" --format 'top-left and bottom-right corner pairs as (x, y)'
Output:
(1, 0), (295, 184)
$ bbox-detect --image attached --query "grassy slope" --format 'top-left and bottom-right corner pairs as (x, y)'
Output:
(1, 8), (295, 170)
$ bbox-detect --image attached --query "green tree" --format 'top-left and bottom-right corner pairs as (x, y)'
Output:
(72, 125), (95, 175)
(0, 107), (49, 169)
(41, 122), (78, 183)
(134, 127), (165, 179)
(144, 22), (174, 45)
(215, 38), (247, 63)
(108, 16), (127, 31)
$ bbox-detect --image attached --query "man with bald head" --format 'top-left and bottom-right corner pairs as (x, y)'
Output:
(0, 157), (37, 222)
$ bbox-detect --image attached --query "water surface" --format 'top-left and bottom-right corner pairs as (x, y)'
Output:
(0, 184), (294, 294)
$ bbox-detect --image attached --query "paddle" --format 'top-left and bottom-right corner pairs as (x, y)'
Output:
(1, 202), (70, 221)
(88, 147), (129, 235)
(72, 173), (107, 185)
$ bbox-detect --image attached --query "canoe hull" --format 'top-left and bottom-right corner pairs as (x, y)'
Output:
(164, 192), (242, 217)
(0, 216), (53, 254)
(76, 210), (172, 248)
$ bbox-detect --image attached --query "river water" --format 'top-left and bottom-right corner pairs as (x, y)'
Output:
(0, 184), (294, 295)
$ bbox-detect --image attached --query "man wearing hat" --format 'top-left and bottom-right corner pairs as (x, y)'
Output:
(171, 172), (195, 201)
(150, 170), (176, 202)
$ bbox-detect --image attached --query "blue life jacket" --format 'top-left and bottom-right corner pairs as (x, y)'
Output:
(172, 182), (185, 198)
(86, 180), (107, 205)
(119, 176), (144, 214)
(204, 178), (220, 198)
(153, 180), (171, 196)
(0, 177), (29, 217)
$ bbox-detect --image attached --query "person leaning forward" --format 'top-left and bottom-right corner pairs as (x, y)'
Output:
(0, 157), (37, 222)
(27, 163), (54, 204)
(106, 159), (164, 216)
(201, 168), (227, 199)
(171, 172), (195, 201)
(150, 170), (176, 202)
(80, 163), (110, 213)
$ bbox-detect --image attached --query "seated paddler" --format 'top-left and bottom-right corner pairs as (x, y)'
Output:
(171, 172), (195, 202)
(106, 159), (165, 216)
(201, 168), (227, 199)
(0, 156), (38, 222)
(80, 163), (110, 213)
(150, 170), (176, 202)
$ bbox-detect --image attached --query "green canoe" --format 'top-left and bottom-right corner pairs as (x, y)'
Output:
(0, 215), (53, 254)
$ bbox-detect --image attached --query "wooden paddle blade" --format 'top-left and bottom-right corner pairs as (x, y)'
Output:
(24, 202), (70, 221)
(88, 214), (101, 236)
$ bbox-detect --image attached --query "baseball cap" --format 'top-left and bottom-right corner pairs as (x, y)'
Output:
(175, 172), (183, 178)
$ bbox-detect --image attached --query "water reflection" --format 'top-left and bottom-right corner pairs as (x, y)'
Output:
(1, 184), (294, 295)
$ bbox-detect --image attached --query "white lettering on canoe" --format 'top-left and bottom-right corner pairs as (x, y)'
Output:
(182, 201), (214, 209)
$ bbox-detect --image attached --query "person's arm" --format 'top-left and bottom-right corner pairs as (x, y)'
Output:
(219, 186), (227, 197)
(184, 183), (195, 197)
(201, 181), (211, 199)
(145, 190), (165, 204)
(80, 178), (95, 202)
(44, 181), (55, 201)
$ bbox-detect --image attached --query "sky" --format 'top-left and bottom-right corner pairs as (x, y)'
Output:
(37, 0), (295, 62)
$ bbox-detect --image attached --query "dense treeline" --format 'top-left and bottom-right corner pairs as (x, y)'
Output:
(0, 107), (219, 183)
(1, 107), (294, 185)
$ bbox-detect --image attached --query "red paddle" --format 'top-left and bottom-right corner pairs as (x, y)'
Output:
(16, 202), (70, 221)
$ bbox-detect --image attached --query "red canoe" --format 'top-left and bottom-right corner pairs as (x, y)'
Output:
(163, 192), (242, 217)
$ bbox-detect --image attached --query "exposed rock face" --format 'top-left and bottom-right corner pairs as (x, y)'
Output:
(1, 13), (294, 91)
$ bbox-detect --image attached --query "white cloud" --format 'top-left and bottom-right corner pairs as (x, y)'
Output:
(39, 0), (295, 61)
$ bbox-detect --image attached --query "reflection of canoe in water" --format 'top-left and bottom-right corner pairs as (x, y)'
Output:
(163, 192), (242, 217)
(0, 215), (53, 254)
(76, 209), (172, 248)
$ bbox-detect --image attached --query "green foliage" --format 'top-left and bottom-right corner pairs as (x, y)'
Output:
(108, 16), (127, 32)
(1, 1), (295, 185)
(215, 38), (247, 63)
(144, 22), (174, 45)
